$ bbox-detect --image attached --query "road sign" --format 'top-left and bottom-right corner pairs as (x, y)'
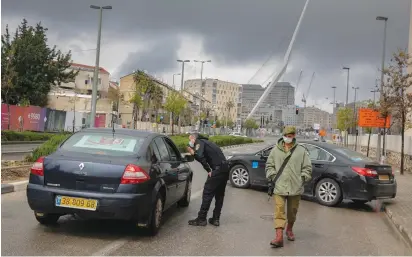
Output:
(358, 108), (391, 128)
(313, 123), (320, 130)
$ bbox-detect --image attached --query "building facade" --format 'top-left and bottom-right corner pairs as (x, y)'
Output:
(298, 107), (332, 130)
(184, 78), (241, 123)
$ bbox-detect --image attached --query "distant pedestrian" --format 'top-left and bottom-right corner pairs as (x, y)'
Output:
(266, 126), (312, 247)
(187, 132), (229, 226)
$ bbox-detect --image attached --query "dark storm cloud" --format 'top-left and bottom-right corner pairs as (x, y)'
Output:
(2, 0), (410, 102)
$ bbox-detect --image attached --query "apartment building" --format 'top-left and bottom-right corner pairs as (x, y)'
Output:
(47, 63), (113, 126)
(184, 79), (241, 123)
(281, 106), (299, 127)
(298, 107), (332, 130)
(407, 3), (412, 135)
(182, 90), (212, 117)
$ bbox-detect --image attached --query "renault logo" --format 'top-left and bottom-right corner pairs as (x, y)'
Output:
(79, 163), (85, 170)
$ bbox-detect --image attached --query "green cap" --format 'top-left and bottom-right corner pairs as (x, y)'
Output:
(283, 126), (296, 135)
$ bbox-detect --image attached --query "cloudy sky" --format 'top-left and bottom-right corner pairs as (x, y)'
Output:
(2, 0), (410, 113)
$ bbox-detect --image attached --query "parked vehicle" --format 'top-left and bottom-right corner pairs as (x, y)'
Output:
(229, 132), (247, 138)
(226, 141), (396, 207)
(26, 128), (194, 235)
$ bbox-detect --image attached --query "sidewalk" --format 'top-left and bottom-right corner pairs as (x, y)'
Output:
(383, 171), (412, 247)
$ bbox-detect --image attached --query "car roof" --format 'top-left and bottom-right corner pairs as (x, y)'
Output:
(80, 128), (162, 139)
(299, 140), (342, 151)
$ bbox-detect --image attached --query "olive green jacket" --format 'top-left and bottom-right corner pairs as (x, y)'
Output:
(265, 138), (312, 196)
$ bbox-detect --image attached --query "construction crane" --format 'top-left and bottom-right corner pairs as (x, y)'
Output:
(295, 70), (303, 100)
(301, 72), (315, 108)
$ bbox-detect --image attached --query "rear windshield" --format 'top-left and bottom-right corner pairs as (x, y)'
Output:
(334, 148), (373, 162)
(60, 132), (145, 157)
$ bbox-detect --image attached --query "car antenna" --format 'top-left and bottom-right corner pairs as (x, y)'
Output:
(112, 115), (115, 138)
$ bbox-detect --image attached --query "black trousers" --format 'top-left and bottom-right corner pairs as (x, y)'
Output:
(198, 170), (229, 220)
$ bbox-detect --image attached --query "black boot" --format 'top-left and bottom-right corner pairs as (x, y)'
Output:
(208, 217), (220, 226)
(188, 217), (207, 226)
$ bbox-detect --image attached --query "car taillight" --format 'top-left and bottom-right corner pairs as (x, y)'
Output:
(352, 166), (378, 177)
(120, 164), (150, 184)
(31, 157), (45, 176)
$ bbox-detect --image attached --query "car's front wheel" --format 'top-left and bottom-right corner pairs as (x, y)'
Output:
(229, 165), (250, 188)
(34, 212), (60, 225)
(315, 178), (342, 207)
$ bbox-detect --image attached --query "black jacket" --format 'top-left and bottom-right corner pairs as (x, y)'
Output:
(192, 137), (226, 173)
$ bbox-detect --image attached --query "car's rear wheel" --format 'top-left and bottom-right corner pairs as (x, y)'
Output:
(34, 212), (60, 225)
(178, 180), (191, 207)
(146, 194), (163, 236)
(229, 165), (250, 188)
(315, 178), (342, 207)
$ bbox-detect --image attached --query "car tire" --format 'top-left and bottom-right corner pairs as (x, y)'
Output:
(177, 180), (191, 207)
(315, 178), (342, 207)
(352, 200), (368, 205)
(229, 164), (250, 189)
(145, 194), (164, 236)
(34, 212), (60, 225)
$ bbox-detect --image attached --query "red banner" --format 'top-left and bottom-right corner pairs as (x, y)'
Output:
(94, 114), (106, 128)
(1, 103), (10, 130)
(9, 105), (25, 131)
(23, 105), (47, 131)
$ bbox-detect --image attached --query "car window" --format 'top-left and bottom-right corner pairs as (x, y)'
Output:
(60, 132), (144, 157)
(154, 137), (170, 161)
(147, 143), (161, 163)
(301, 144), (334, 162)
(334, 148), (374, 162)
(164, 138), (181, 161)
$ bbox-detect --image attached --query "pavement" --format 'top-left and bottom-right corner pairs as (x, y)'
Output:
(2, 140), (412, 255)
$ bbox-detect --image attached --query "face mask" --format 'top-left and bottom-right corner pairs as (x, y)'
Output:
(283, 136), (293, 144)
(189, 141), (194, 147)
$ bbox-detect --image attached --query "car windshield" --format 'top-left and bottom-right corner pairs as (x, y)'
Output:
(60, 132), (145, 157)
(334, 148), (374, 162)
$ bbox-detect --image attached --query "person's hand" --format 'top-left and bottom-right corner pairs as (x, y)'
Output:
(208, 172), (212, 177)
(187, 147), (194, 155)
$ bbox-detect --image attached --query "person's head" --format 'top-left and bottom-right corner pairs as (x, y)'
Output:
(188, 132), (199, 147)
(282, 126), (296, 144)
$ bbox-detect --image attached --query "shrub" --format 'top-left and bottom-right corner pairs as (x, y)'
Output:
(2, 131), (56, 141)
(26, 134), (71, 162)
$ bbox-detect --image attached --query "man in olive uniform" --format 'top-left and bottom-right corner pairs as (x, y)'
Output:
(186, 132), (229, 226)
(266, 126), (312, 247)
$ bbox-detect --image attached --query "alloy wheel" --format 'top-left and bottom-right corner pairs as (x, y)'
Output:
(231, 167), (249, 187)
(318, 181), (338, 203)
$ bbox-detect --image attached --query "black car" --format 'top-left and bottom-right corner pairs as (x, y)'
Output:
(226, 141), (397, 207)
(27, 128), (194, 235)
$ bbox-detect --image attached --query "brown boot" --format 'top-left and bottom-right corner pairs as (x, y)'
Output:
(270, 228), (284, 247)
(285, 223), (295, 241)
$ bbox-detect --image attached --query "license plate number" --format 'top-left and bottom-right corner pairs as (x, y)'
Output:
(379, 175), (389, 181)
(55, 195), (98, 211)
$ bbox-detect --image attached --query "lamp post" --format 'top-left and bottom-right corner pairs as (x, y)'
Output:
(342, 67), (350, 106)
(194, 60), (211, 94)
(172, 73), (181, 90)
(376, 16), (388, 163)
(177, 60), (190, 93)
(89, 5), (112, 128)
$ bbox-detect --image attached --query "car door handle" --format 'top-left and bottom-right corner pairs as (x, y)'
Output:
(314, 164), (324, 168)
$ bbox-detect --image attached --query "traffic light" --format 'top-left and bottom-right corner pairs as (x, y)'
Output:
(296, 108), (299, 115)
(270, 114), (273, 121)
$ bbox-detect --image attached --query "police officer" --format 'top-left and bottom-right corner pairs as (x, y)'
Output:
(187, 132), (229, 226)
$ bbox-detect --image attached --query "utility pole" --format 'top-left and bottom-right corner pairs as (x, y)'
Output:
(177, 60), (190, 93)
(89, 5), (112, 128)
(331, 86), (337, 107)
(342, 67), (350, 106)
(376, 16), (388, 163)
(194, 60), (211, 125)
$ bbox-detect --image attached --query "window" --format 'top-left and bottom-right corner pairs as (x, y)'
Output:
(60, 132), (145, 157)
(164, 139), (180, 161)
(154, 137), (170, 161)
(301, 144), (334, 162)
(147, 143), (160, 163)
(334, 148), (373, 162)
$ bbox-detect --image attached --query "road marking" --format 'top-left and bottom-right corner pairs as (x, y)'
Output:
(91, 188), (204, 256)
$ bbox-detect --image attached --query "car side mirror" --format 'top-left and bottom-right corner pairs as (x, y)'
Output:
(182, 154), (195, 162)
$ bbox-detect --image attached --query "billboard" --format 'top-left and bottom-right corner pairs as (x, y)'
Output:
(1, 104), (10, 130)
(9, 105), (25, 131)
(358, 108), (391, 128)
(23, 105), (47, 131)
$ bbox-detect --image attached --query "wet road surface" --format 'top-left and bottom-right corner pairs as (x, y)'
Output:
(2, 141), (411, 256)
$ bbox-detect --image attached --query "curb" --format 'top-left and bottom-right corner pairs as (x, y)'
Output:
(384, 206), (412, 247)
(1, 180), (29, 195)
(2, 150), (33, 154)
(1, 141), (46, 145)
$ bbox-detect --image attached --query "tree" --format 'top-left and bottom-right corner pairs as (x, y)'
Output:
(225, 101), (235, 127)
(227, 119), (234, 128)
(1, 19), (78, 107)
(133, 71), (157, 121)
(164, 91), (187, 135)
(151, 85), (164, 123)
(243, 118), (259, 136)
(337, 107), (356, 147)
(381, 49), (412, 175)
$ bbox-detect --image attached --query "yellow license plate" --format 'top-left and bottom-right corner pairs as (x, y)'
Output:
(379, 175), (389, 181)
(55, 195), (98, 211)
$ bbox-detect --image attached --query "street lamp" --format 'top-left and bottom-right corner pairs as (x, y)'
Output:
(376, 15), (388, 162)
(177, 60), (190, 93)
(194, 60), (211, 93)
(331, 86), (337, 107)
(89, 5), (112, 128)
(342, 67), (350, 106)
(172, 73), (181, 89)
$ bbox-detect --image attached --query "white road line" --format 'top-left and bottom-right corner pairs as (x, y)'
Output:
(91, 189), (204, 256)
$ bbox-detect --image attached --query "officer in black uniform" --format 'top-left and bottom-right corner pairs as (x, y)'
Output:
(187, 132), (229, 226)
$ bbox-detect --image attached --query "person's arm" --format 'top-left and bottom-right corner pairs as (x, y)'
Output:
(194, 141), (212, 173)
(265, 148), (277, 181)
(301, 147), (312, 182)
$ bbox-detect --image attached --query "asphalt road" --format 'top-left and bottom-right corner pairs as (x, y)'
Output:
(1, 143), (43, 161)
(2, 141), (411, 256)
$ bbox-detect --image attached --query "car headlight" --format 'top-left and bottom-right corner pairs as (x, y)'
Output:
(226, 155), (233, 160)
